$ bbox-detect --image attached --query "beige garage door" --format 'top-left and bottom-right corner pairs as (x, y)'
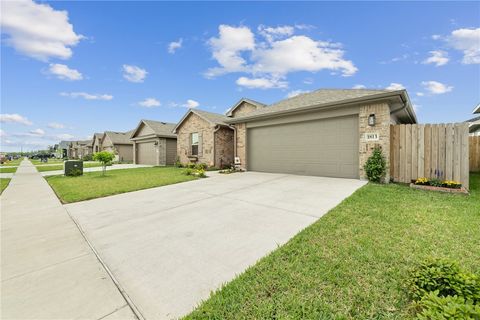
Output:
(137, 142), (157, 165)
(247, 115), (359, 178)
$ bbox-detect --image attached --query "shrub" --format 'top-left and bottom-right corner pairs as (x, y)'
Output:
(429, 179), (444, 188)
(364, 146), (387, 183)
(183, 167), (206, 178)
(186, 162), (196, 169)
(183, 168), (193, 176)
(416, 291), (480, 320)
(174, 157), (183, 168)
(82, 154), (93, 161)
(407, 258), (480, 303)
(195, 163), (208, 170)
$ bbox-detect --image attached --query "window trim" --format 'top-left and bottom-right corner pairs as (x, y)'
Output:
(191, 132), (199, 156)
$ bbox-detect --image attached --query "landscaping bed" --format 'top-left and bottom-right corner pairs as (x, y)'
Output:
(185, 173), (480, 319)
(46, 167), (197, 203)
(1, 178), (11, 194)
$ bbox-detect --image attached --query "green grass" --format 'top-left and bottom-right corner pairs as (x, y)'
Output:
(0, 167), (17, 173)
(46, 167), (197, 203)
(0, 178), (11, 194)
(0, 159), (22, 167)
(185, 173), (480, 320)
(31, 159), (65, 165)
(36, 162), (103, 172)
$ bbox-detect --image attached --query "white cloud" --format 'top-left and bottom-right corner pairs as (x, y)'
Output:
(0, 129), (6, 137)
(385, 83), (405, 90)
(413, 104), (421, 112)
(286, 89), (310, 98)
(29, 128), (45, 136)
(206, 25), (255, 77)
(183, 99), (200, 108)
(47, 63), (83, 80)
(258, 25), (294, 42)
(0, 113), (32, 125)
(423, 50), (449, 66)
(0, 0), (83, 61)
(122, 64), (147, 83)
(236, 76), (288, 89)
(416, 92), (425, 97)
(168, 38), (183, 54)
(47, 122), (65, 129)
(206, 24), (357, 86)
(447, 28), (480, 64)
(55, 133), (75, 140)
(421, 81), (453, 94)
(138, 98), (161, 108)
(353, 84), (366, 89)
(60, 92), (113, 100)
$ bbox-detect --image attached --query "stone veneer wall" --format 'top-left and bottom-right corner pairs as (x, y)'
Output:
(235, 123), (247, 169)
(359, 102), (391, 182)
(176, 113), (215, 166)
(214, 127), (234, 168)
(231, 102), (258, 118)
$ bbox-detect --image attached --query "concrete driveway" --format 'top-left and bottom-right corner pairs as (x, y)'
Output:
(65, 172), (366, 320)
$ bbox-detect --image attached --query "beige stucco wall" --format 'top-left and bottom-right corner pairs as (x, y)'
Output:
(176, 113), (215, 166)
(358, 103), (391, 182)
(231, 102), (259, 118)
(214, 127), (234, 168)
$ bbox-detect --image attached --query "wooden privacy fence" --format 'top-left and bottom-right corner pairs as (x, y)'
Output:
(470, 136), (480, 172)
(390, 123), (469, 189)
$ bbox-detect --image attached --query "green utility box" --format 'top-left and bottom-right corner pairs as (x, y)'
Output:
(64, 160), (83, 176)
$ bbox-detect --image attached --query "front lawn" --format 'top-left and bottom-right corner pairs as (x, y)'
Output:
(0, 159), (22, 166)
(1, 178), (11, 194)
(36, 162), (103, 172)
(31, 159), (65, 165)
(0, 167), (17, 173)
(46, 167), (197, 203)
(185, 173), (480, 320)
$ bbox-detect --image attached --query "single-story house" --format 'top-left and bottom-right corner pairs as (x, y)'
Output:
(467, 103), (480, 136)
(91, 133), (104, 153)
(101, 130), (134, 162)
(226, 89), (416, 182)
(173, 109), (235, 168)
(130, 119), (177, 165)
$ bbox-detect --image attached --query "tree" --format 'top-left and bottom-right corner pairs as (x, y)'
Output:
(93, 151), (115, 176)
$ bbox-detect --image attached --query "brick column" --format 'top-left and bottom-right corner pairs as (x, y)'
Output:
(359, 103), (391, 183)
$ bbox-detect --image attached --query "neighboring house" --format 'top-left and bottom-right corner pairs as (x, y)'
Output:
(467, 103), (480, 136)
(101, 130), (134, 162)
(91, 133), (104, 153)
(57, 141), (71, 158)
(68, 140), (92, 159)
(225, 89), (416, 182)
(173, 109), (235, 168)
(130, 119), (177, 166)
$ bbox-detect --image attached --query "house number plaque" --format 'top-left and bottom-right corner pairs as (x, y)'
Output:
(365, 132), (379, 141)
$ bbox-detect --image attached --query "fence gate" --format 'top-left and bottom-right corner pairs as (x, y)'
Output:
(390, 123), (469, 189)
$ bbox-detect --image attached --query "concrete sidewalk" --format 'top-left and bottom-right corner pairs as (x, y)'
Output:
(0, 160), (137, 320)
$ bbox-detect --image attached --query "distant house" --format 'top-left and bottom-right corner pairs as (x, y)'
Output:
(57, 141), (71, 158)
(101, 130), (134, 162)
(130, 119), (177, 166)
(467, 103), (480, 136)
(173, 109), (235, 168)
(91, 133), (104, 153)
(69, 140), (93, 159)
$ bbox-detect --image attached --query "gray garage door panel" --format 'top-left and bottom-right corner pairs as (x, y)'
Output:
(247, 115), (359, 178)
(137, 142), (157, 165)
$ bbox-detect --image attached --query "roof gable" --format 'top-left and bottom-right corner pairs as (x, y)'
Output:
(130, 119), (177, 139)
(173, 109), (231, 133)
(226, 98), (265, 117)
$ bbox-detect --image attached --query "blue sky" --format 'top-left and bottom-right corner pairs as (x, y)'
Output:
(1, 1), (479, 152)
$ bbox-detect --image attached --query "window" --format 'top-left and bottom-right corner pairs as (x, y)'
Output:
(191, 132), (199, 155)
